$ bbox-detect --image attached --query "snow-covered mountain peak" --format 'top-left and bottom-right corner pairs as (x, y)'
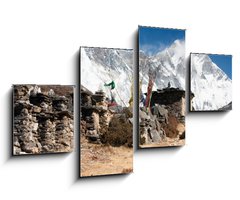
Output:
(155, 39), (184, 58)
(140, 39), (185, 92)
(191, 53), (232, 111)
(191, 54), (231, 82)
(192, 54), (216, 75)
(169, 39), (184, 51)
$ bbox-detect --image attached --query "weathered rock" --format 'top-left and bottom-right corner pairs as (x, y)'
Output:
(140, 87), (186, 146)
(139, 108), (166, 145)
(80, 87), (133, 147)
(139, 110), (150, 120)
(150, 130), (161, 143)
(13, 85), (74, 155)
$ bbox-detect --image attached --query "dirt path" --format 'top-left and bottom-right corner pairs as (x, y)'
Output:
(80, 137), (133, 177)
(139, 138), (185, 148)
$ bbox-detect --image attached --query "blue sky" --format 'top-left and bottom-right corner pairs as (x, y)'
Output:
(209, 54), (232, 79)
(139, 26), (185, 56)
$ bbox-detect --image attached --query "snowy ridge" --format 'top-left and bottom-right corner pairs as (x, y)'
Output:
(191, 54), (232, 110)
(139, 39), (185, 93)
(81, 47), (133, 107)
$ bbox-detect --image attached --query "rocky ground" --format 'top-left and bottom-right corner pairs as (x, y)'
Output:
(80, 136), (133, 177)
(139, 138), (185, 148)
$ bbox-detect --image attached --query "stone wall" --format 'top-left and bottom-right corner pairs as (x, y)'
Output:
(140, 88), (186, 146)
(13, 85), (74, 155)
(80, 86), (133, 147)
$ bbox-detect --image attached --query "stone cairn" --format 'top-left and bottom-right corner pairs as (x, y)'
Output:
(13, 85), (74, 155)
(140, 87), (186, 145)
(81, 86), (133, 147)
(80, 87), (112, 143)
(139, 108), (166, 145)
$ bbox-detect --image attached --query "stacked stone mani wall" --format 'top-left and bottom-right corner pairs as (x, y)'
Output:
(13, 85), (74, 155)
(140, 88), (186, 146)
(80, 86), (133, 147)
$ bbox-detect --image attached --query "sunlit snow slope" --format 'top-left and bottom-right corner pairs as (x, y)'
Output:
(191, 53), (232, 111)
(81, 47), (133, 107)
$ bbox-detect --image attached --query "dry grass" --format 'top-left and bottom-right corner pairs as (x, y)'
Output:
(162, 115), (179, 138)
(101, 114), (133, 147)
(80, 136), (133, 177)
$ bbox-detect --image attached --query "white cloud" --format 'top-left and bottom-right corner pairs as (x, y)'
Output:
(140, 42), (169, 56)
